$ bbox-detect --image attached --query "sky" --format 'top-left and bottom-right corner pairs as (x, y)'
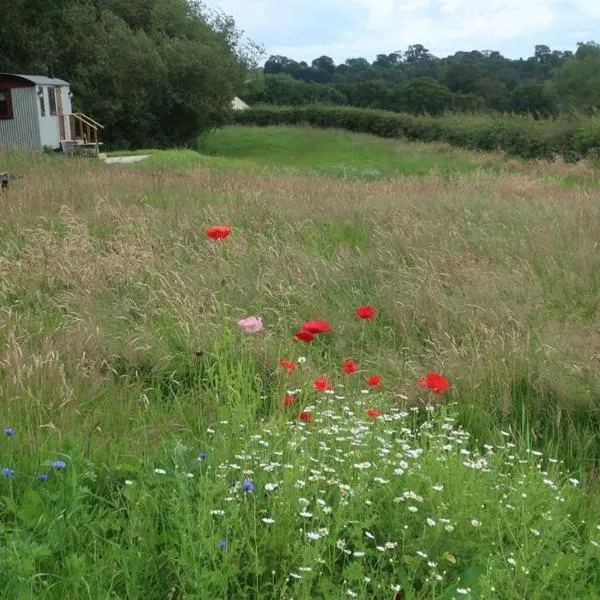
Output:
(213, 0), (600, 64)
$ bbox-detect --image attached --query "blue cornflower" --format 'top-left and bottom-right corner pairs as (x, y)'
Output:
(50, 460), (66, 470)
(197, 452), (208, 461)
(2, 467), (15, 478)
(37, 473), (49, 481)
(242, 479), (255, 492)
(218, 539), (228, 550)
(3, 427), (15, 437)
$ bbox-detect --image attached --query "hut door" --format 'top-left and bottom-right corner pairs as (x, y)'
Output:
(55, 88), (65, 140)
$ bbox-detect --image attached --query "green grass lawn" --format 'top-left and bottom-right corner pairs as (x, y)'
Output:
(198, 125), (503, 179)
(2, 131), (600, 598)
(108, 126), (506, 179)
(108, 126), (600, 188)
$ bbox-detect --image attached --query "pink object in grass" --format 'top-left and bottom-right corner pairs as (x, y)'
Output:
(237, 316), (263, 334)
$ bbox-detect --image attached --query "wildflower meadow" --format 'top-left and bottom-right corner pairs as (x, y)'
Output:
(1, 139), (600, 599)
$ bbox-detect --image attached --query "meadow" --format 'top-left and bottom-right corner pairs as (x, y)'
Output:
(1, 127), (600, 599)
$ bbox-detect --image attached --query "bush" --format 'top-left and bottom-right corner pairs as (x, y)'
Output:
(231, 105), (600, 161)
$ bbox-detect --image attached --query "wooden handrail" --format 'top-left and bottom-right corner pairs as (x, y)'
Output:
(71, 112), (104, 129)
(64, 112), (104, 151)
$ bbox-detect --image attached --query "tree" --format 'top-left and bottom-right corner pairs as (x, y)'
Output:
(575, 41), (600, 60)
(264, 55), (292, 74)
(509, 83), (557, 117)
(495, 67), (521, 91)
(0, 0), (252, 148)
(453, 93), (485, 112)
(373, 53), (401, 68)
(404, 44), (432, 62)
(552, 43), (600, 111)
(534, 45), (552, 63)
(390, 78), (454, 115)
(253, 39), (593, 116)
(345, 58), (370, 68)
(348, 80), (390, 109)
(246, 74), (345, 106)
(334, 58), (373, 83)
(312, 55), (336, 73)
(441, 61), (488, 94)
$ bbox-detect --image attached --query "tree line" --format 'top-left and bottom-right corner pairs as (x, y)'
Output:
(0, 0), (259, 148)
(245, 43), (600, 118)
(3, 2), (599, 148)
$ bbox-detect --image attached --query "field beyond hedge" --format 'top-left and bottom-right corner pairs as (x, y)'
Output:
(1, 132), (600, 598)
(230, 105), (600, 161)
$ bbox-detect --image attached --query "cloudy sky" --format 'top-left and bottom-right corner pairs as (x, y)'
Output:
(213, 0), (599, 63)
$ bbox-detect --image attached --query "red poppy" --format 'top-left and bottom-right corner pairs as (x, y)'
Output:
(279, 358), (296, 372)
(366, 375), (382, 388)
(299, 411), (312, 423)
(342, 359), (359, 374)
(418, 372), (451, 395)
(283, 395), (297, 407)
(356, 306), (376, 320)
(301, 320), (332, 334)
(365, 408), (384, 418)
(295, 329), (314, 343)
(314, 377), (333, 392)
(205, 225), (231, 240)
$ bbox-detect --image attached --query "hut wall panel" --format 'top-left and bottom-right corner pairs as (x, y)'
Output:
(0, 87), (40, 149)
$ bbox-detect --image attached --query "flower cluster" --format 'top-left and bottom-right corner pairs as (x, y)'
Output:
(295, 319), (332, 343)
(154, 379), (591, 598)
(286, 304), (449, 423)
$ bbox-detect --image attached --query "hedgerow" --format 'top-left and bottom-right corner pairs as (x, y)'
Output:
(230, 106), (600, 161)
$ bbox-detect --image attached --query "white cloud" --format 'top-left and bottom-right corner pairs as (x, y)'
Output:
(570, 0), (600, 19)
(213, 0), (600, 62)
(348, 0), (555, 48)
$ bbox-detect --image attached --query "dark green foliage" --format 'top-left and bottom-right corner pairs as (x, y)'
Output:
(230, 105), (600, 161)
(391, 77), (455, 116)
(0, 0), (256, 148)
(248, 42), (600, 118)
(552, 43), (600, 113)
(509, 83), (558, 117)
(245, 74), (346, 106)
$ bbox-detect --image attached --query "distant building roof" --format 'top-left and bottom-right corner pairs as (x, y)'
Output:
(0, 74), (70, 86)
(231, 96), (250, 110)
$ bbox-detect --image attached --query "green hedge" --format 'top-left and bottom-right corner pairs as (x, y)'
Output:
(230, 105), (600, 161)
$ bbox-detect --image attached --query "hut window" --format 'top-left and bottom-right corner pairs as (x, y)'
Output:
(48, 87), (57, 116)
(0, 89), (13, 119)
(38, 87), (46, 116)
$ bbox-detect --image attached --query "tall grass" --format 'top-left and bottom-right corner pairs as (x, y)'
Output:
(0, 137), (599, 598)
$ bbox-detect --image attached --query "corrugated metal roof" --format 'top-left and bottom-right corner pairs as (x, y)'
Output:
(0, 73), (70, 86)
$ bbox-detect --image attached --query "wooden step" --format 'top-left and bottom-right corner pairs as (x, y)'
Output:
(62, 140), (103, 146)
